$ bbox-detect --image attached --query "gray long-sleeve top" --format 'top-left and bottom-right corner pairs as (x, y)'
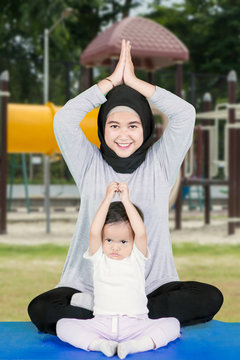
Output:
(54, 84), (195, 295)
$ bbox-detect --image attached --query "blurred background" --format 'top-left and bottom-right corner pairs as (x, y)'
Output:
(0, 0), (239, 323)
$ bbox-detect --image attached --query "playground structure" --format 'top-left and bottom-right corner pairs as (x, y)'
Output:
(7, 103), (100, 154)
(1, 17), (240, 235)
(180, 70), (240, 235)
(150, 71), (240, 236)
(6, 103), (101, 214)
(1, 69), (240, 236)
(0, 73), (101, 234)
(132, 70), (240, 236)
(0, 71), (9, 234)
(1, 16), (189, 234)
(1, 68), (240, 235)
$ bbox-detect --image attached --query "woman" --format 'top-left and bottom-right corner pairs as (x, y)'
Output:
(28, 40), (223, 335)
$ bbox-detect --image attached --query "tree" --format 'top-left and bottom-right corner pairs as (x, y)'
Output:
(147, 0), (240, 105)
(0, 0), (140, 104)
(1, 0), (142, 184)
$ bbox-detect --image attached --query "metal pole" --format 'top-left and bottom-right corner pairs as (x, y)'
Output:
(43, 155), (50, 233)
(227, 70), (237, 235)
(43, 28), (51, 233)
(0, 71), (9, 234)
(43, 9), (73, 233)
(44, 29), (49, 104)
(175, 62), (183, 230)
(203, 92), (212, 224)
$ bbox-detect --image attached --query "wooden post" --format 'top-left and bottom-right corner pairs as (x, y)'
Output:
(111, 57), (118, 73)
(0, 71), (9, 234)
(203, 92), (212, 224)
(65, 61), (71, 102)
(237, 120), (240, 228)
(227, 70), (237, 235)
(87, 66), (93, 88)
(175, 62), (183, 230)
(147, 71), (154, 84)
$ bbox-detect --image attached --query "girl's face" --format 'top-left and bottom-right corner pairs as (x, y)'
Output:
(104, 112), (143, 158)
(102, 221), (134, 260)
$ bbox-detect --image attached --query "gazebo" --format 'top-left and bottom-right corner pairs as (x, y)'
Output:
(81, 16), (189, 96)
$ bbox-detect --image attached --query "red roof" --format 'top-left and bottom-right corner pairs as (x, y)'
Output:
(81, 17), (189, 70)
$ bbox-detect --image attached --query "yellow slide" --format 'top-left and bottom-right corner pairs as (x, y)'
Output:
(8, 103), (100, 155)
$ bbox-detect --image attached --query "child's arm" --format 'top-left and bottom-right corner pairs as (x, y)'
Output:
(89, 182), (118, 256)
(118, 182), (147, 257)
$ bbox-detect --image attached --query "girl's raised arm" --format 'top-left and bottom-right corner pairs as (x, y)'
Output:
(89, 182), (118, 255)
(118, 182), (147, 257)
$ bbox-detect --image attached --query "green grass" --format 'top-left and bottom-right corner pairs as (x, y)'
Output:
(0, 243), (240, 322)
(0, 244), (68, 321)
(172, 243), (240, 322)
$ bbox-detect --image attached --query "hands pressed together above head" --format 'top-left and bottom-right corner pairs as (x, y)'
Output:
(107, 39), (136, 88)
(98, 38), (155, 98)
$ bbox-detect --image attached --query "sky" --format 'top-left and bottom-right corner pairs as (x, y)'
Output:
(130, 0), (184, 16)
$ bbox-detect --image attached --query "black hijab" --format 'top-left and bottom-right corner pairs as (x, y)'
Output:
(98, 84), (155, 173)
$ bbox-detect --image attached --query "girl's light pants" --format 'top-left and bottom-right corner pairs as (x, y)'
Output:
(57, 314), (180, 351)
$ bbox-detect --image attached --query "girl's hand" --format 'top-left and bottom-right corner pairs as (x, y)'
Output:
(107, 39), (127, 87)
(105, 182), (119, 201)
(123, 40), (137, 87)
(118, 182), (130, 203)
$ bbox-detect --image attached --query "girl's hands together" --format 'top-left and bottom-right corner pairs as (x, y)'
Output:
(118, 182), (130, 203)
(105, 182), (130, 203)
(105, 182), (119, 201)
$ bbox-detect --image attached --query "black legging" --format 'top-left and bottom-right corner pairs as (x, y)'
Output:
(28, 281), (223, 335)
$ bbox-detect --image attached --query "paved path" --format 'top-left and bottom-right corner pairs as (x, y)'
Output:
(1, 208), (239, 246)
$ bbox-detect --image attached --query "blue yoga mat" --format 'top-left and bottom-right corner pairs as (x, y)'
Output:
(0, 320), (239, 360)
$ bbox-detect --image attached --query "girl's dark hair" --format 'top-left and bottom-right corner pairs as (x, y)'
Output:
(105, 201), (144, 225)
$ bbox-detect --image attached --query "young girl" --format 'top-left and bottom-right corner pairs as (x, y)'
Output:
(56, 182), (180, 358)
(28, 39), (223, 335)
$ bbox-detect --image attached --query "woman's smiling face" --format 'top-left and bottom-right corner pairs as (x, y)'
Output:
(104, 111), (143, 158)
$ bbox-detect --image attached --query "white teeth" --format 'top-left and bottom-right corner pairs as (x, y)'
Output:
(118, 143), (131, 147)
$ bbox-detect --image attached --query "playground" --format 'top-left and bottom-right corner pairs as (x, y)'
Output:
(1, 6), (240, 360)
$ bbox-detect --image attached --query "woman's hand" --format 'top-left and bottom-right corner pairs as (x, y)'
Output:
(107, 39), (127, 87)
(108, 39), (137, 87)
(98, 38), (155, 98)
(124, 40), (155, 98)
(98, 39), (126, 94)
(123, 41), (137, 87)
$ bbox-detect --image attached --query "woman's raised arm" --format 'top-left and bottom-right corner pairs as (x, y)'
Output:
(54, 85), (106, 188)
